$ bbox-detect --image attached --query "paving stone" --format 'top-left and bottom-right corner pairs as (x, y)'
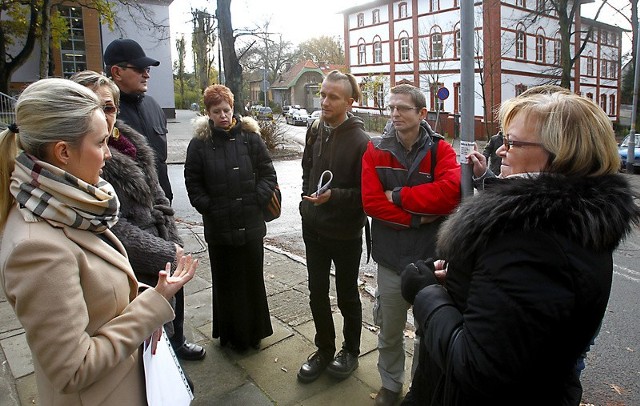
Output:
(0, 345), (20, 406)
(0, 334), (32, 379)
(207, 382), (274, 406)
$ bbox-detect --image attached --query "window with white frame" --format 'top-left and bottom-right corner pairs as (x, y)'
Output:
(373, 9), (380, 24)
(600, 94), (606, 111)
(399, 3), (408, 18)
(601, 59), (608, 78)
(59, 6), (87, 77)
(358, 41), (366, 64)
(373, 37), (382, 63)
(536, 35), (545, 62)
(610, 61), (617, 79)
(601, 30), (608, 45)
(609, 94), (615, 115)
(516, 0), (526, 8)
(431, 0), (439, 12)
(455, 28), (461, 58)
(516, 29), (525, 59)
(400, 35), (410, 61)
(431, 29), (443, 59)
(376, 84), (385, 109)
(553, 38), (561, 65)
(587, 53), (594, 76)
(357, 13), (364, 27)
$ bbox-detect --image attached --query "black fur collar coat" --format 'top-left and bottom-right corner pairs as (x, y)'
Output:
(408, 174), (640, 406)
(101, 120), (182, 286)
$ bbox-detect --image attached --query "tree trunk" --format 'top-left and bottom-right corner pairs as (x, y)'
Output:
(0, 2), (39, 93)
(39, 0), (52, 79)
(217, 0), (244, 115)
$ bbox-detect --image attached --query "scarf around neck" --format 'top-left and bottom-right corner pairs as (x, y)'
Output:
(10, 152), (120, 233)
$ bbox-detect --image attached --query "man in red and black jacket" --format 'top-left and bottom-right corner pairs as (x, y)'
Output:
(362, 84), (461, 406)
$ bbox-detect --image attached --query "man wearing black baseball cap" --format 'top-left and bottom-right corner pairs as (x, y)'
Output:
(104, 39), (171, 202)
(103, 39), (206, 363)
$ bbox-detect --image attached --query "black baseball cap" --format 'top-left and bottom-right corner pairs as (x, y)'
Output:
(103, 39), (160, 68)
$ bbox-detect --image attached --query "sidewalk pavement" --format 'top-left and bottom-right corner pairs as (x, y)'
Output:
(0, 221), (411, 405)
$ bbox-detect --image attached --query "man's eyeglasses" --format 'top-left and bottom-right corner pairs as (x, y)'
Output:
(103, 105), (117, 114)
(387, 105), (418, 113)
(120, 65), (151, 74)
(502, 132), (544, 151)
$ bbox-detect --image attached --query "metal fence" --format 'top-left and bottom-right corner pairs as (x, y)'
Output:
(0, 91), (17, 130)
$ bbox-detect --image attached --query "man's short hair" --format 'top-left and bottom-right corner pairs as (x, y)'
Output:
(390, 84), (426, 110)
(324, 70), (361, 103)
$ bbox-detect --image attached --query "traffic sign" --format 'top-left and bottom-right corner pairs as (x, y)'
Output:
(437, 87), (450, 101)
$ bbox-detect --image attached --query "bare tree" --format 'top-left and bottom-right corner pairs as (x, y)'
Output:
(175, 35), (186, 109)
(216, 0), (244, 115)
(191, 9), (217, 93)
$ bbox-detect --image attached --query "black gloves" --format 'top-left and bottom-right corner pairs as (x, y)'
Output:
(401, 259), (438, 305)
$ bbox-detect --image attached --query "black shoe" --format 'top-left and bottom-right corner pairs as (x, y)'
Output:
(174, 341), (206, 361)
(326, 349), (358, 379)
(297, 351), (330, 383)
(375, 387), (400, 406)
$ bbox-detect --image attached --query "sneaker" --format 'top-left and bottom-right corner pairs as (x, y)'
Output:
(326, 349), (358, 379)
(297, 351), (330, 383)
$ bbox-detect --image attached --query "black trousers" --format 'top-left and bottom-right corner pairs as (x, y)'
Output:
(303, 227), (362, 358)
(169, 287), (186, 348)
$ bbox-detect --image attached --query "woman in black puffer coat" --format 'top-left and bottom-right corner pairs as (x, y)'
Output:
(185, 84), (277, 351)
(400, 91), (640, 406)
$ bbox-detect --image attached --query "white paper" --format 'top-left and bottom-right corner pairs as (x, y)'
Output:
(143, 330), (194, 405)
(458, 140), (476, 164)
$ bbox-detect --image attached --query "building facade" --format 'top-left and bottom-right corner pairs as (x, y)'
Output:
(342, 0), (622, 138)
(8, 0), (176, 117)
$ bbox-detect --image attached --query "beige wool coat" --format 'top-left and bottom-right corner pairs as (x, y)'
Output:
(0, 207), (174, 405)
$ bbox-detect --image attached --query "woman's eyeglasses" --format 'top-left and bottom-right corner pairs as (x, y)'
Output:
(103, 105), (118, 114)
(501, 132), (544, 151)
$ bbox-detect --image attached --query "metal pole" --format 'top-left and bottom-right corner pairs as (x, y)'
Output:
(626, 17), (640, 173)
(460, 0), (475, 198)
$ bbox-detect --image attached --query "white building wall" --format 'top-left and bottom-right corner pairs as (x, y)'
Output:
(101, 1), (175, 111)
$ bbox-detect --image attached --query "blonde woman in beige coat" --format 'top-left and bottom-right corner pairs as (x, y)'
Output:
(0, 78), (197, 405)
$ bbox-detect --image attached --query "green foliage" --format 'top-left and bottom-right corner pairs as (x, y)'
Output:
(295, 36), (345, 65)
(173, 76), (202, 110)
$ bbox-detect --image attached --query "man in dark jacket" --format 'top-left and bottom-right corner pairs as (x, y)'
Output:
(103, 38), (172, 202)
(362, 84), (461, 406)
(297, 71), (370, 383)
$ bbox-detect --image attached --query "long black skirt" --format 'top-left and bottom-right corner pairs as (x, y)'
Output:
(208, 238), (273, 350)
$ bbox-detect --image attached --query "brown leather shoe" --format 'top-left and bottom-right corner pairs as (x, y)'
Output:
(375, 387), (400, 406)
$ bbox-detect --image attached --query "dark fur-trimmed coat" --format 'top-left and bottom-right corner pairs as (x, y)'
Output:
(407, 174), (640, 406)
(101, 120), (183, 287)
(184, 115), (277, 246)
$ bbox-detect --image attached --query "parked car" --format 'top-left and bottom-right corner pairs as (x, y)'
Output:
(288, 108), (309, 126)
(618, 133), (640, 173)
(256, 106), (274, 121)
(285, 108), (298, 125)
(307, 110), (321, 128)
(282, 105), (292, 116)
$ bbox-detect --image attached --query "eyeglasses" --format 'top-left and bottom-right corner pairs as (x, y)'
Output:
(120, 65), (151, 74)
(502, 132), (544, 151)
(387, 105), (419, 113)
(102, 105), (118, 114)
